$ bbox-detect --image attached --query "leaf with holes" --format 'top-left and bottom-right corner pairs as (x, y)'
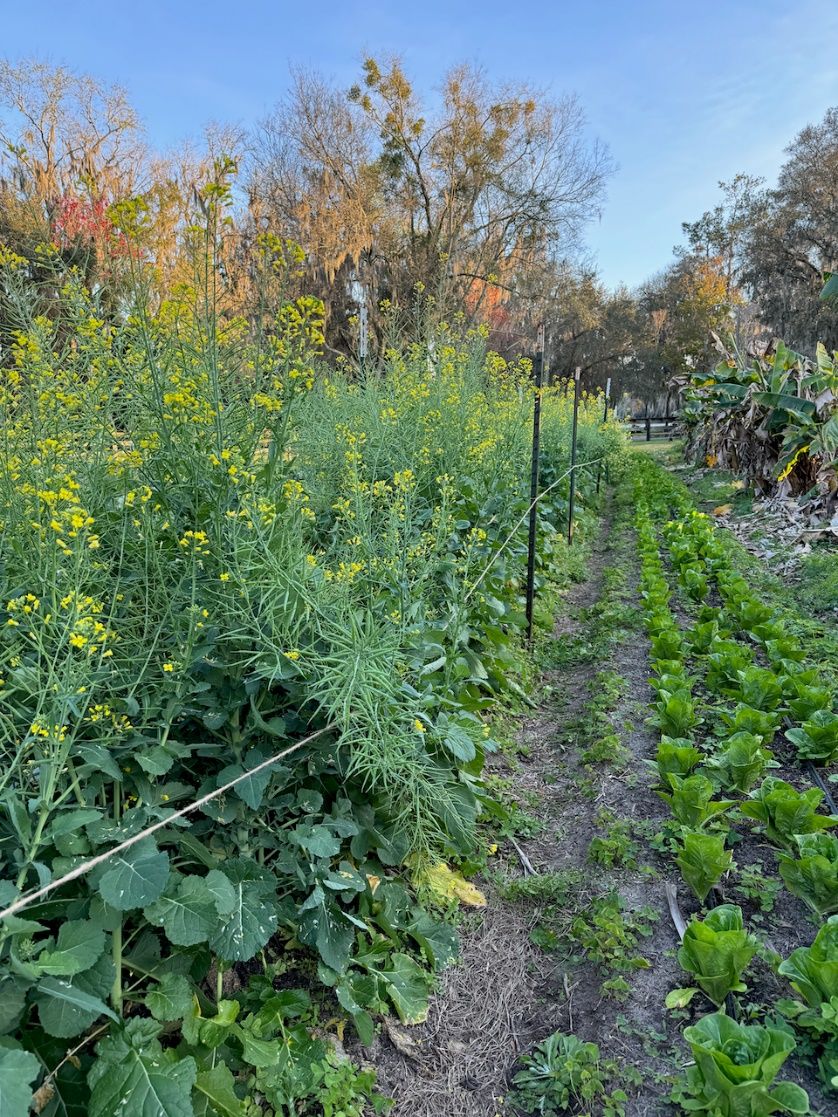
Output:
(145, 874), (221, 947)
(88, 1018), (196, 1117)
(33, 972), (118, 1039)
(207, 860), (278, 962)
(145, 974), (194, 1022)
(298, 885), (355, 973)
(96, 838), (170, 911)
(194, 1062), (247, 1116)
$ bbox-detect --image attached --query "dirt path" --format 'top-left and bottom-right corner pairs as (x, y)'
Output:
(370, 491), (685, 1116)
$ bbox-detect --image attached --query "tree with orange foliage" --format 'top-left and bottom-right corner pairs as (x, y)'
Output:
(253, 56), (612, 353)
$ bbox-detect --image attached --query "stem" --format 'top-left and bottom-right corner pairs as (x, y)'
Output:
(111, 922), (123, 1015)
(216, 961), (224, 1005)
(111, 783), (123, 1015)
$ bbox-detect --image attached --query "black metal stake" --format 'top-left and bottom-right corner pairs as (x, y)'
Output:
(568, 368), (581, 545)
(595, 376), (611, 495)
(525, 325), (545, 644)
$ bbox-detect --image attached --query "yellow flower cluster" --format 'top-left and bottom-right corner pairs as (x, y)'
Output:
(22, 474), (100, 554)
(29, 722), (68, 742)
(59, 593), (114, 656)
(179, 530), (210, 555)
(86, 703), (133, 733)
(282, 479), (316, 520)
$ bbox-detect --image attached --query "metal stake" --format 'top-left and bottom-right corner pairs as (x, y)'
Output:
(568, 368), (581, 545)
(525, 324), (545, 644)
(596, 377), (611, 495)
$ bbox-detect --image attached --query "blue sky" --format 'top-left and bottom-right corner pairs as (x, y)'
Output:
(3, 0), (837, 289)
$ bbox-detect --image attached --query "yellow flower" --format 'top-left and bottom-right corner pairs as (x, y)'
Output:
(283, 650), (301, 661)
(219, 572), (231, 582)
(163, 662), (174, 672)
(413, 719), (426, 733)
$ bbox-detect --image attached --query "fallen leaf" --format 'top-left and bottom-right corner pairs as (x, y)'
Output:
(414, 862), (486, 907)
(712, 503), (733, 516)
(385, 1018), (423, 1059)
(665, 987), (698, 1009)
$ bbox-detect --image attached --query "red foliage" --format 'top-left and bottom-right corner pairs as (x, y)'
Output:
(51, 194), (133, 269)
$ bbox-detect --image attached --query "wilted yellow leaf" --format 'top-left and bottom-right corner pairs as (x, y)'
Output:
(712, 503), (733, 516)
(415, 861), (486, 907)
(705, 454), (718, 467)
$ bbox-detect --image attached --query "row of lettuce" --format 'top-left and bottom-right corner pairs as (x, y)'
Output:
(0, 247), (629, 1117)
(634, 455), (836, 1114)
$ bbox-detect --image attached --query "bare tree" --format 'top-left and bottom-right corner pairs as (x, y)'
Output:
(251, 56), (612, 351)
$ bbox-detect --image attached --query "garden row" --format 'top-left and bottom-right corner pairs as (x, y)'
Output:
(0, 243), (628, 1116)
(633, 454), (837, 1114)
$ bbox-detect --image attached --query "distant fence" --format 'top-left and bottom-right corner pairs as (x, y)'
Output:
(628, 416), (678, 441)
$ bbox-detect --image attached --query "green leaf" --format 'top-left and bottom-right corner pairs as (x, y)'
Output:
(33, 975), (118, 1038)
(380, 953), (430, 1024)
(97, 838), (170, 911)
(0, 1046), (41, 1117)
(677, 905), (757, 1005)
(778, 834), (838, 916)
(753, 391), (817, 419)
(0, 977), (29, 1034)
(676, 831), (733, 903)
(49, 808), (103, 838)
(207, 860), (278, 963)
(88, 1018), (196, 1117)
(194, 1062), (247, 1117)
(658, 774), (734, 829)
(145, 974), (194, 1022)
(821, 273), (838, 301)
(237, 1028), (284, 1068)
(298, 885), (354, 973)
(35, 920), (105, 977)
(291, 824), (341, 860)
(741, 777), (836, 849)
(136, 746), (175, 776)
(204, 869), (237, 915)
(681, 1012), (805, 1113)
(408, 911), (459, 970)
(778, 918), (838, 1011)
(144, 875), (221, 947)
(256, 990), (312, 1026)
(198, 1001), (240, 1049)
(665, 987), (698, 1009)
(217, 750), (273, 810)
(770, 1081), (811, 1113)
(442, 726), (476, 763)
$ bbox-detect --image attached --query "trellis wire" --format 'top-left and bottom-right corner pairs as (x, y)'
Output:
(0, 724), (333, 923)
